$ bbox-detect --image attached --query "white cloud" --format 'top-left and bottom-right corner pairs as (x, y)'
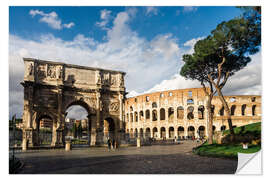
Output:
(183, 36), (204, 54)
(63, 22), (75, 29)
(183, 6), (198, 13)
(9, 9), (184, 118)
(139, 52), (261, 96)
(96, 9), (112, 30)
(145, 7), (158, 16)
(29, 9), (75, 30)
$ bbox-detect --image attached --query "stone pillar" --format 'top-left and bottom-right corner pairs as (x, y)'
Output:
(137, 138), (141, 147)
(194, 105), (198, 121)
(95, 91), (103, 145)
(119, 94), (124, 130)
(173, 106), (177, 124)
(150, 108), (153, 123)
(174, 127), (178, 138)
(96, 92), (101, 129)
(90, 114), (97, 146)
(51, 88), (64, 147)
(165, 108), (168, 124)
(165, 127), (169, 139)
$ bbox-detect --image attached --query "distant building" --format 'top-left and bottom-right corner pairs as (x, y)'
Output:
(40, 118), (53, 129)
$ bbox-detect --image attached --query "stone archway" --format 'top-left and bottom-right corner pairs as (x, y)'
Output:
(104, 117), (115, 140)
(21, 58), (126, 150)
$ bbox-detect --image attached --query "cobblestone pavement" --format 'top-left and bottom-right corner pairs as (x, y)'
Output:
(15, 141), (237, 174)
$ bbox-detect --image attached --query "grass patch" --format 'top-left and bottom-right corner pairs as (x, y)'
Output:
(223, 122), (261, 136)
(194, 122), (261, 159)
(194, 143), (261, 159)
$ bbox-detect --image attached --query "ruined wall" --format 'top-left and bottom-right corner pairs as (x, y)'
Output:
(124, 88), (261, 139)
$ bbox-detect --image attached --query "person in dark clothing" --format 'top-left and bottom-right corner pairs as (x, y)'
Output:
(107, 138), (111, 150)
(112, 139), (116, 149)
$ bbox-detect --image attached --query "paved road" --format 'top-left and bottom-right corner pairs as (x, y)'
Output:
(15, 141), (237, 174)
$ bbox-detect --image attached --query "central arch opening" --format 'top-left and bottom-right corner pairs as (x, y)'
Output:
(65, 101), (91, 146)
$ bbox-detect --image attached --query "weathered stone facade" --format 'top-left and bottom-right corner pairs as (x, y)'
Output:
(21, 58), (125, 150)
(124, 88), (261, 139)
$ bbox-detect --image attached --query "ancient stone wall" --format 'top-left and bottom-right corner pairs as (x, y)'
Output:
(124, 88), (261, 139)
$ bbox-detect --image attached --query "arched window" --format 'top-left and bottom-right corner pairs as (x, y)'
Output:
(251, 97), (256, 102)
(231, 105), (236, 116)
(219, 106), (224, 116)
(168, 107), (174, 119)
(187, 106), (194, 120)
(135, 128), (138, 138)
(220, 125), (226, 131)
(152, 110), (157, 121)
(160, 108), (165, 120)
(169, 127), (174, 138)
(153, 127), (158, 138)
(241, 104), (247, 116)
(146, 110), (150, 119)
(177, 106), (184, 119)
(160, 127), (166, 138)
(139, 111), (144, 120)
(177, 126), (184, 137)
(126, 113), (129, 122)
(152, 102), (157, 108)
(198, 126), (205, 137)
(252, 105), (256, 116)
(230, 97), (236, 102)
(135, 112), (138, 122)
(130, 106), (133, 111)
(187, 99), (194, 104)
(188, 126), (195, 136)
(198, 105), (205, 119)
(145, 128), (151, 138)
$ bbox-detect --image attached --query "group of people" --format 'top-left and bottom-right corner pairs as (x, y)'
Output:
(107, 138), (117, 150)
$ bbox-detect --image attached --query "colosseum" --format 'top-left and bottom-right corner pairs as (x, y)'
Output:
(124, 88), (261, 140)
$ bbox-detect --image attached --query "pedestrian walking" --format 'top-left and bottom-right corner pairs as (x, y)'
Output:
(107, 138), (111, 151)
(112, 139), (115, 150)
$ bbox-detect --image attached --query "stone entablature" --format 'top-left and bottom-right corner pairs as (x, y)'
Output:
(124, 88), (261, 139)
(23, 58), (125, 92)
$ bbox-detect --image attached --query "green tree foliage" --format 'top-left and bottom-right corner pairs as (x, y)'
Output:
(180, 12), (260, 140)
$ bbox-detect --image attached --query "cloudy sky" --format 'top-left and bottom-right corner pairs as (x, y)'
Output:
(9, 6), (261, 120)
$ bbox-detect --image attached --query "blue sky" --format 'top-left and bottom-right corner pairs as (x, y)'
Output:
(10, 6), (242, 44)
(9, 6), (261, 119)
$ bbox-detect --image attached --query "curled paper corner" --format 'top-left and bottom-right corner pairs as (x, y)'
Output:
(236, 150), (262, 174)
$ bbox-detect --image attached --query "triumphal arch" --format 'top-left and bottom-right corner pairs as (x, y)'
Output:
(21, 58), (126, 150)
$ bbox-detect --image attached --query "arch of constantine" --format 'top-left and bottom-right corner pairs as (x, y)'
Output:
(21, 58), (125, 150)
(124, 88), (261, 139)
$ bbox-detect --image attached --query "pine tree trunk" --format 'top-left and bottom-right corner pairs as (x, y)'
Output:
(206, 96), (213, 144)
(216, 87), (235, 138)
